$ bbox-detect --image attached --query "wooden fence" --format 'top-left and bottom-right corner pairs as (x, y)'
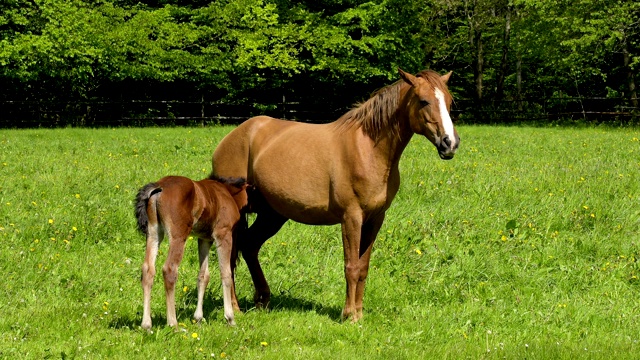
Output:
(0, 97), (637, 128)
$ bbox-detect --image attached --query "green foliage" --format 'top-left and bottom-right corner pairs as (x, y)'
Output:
(0, 0), (638, 117)
(0, 125), (639, 358)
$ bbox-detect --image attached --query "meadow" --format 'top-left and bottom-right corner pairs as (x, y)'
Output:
(0, 124), (639, 359)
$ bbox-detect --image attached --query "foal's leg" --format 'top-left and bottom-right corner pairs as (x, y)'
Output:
(141, 224), (164, 330)
(214, 227), (237, 326)
(162, 230), (189, 328)
(353, 213), (385, 321)
(194, 237), (212, 324)
(340, 210), (364, 322)
(241, 208), (287, 308)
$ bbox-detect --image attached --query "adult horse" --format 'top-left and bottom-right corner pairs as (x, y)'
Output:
(211, 68), (459, 322)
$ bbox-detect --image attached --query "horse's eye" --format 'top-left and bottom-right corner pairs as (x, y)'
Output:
(419, 99), (429, 107)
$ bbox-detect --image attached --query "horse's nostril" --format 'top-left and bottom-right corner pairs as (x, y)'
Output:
(443, 136), (452, 147)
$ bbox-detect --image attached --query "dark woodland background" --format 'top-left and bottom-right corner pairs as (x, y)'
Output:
(1, 0), (638, 126)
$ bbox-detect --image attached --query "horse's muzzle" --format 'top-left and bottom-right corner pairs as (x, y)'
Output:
(437, 134), (460, 160)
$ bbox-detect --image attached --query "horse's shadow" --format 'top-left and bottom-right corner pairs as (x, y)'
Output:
(203, 291), (343, 321)
(109, 291), (342, 330)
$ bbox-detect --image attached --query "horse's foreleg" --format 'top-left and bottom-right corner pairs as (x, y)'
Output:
(354, 214), (385, 320)
(194, 238), (212, 324)
(162, 233), (188, 328)
(214, 228), (236, 326)
(242, 210), (287, 308)
(141, 224), (163, 330)
(341, 211), (364, 322)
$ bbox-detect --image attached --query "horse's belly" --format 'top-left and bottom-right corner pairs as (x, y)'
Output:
(252, 151), (342, 225)
(255, 172), (341, 225)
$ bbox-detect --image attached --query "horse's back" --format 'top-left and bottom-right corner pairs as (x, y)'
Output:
(212, 116), (272, 179)
(212, 116), (336, 176)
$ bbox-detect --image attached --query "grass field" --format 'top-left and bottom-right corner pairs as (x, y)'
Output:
(0, 125), (639, 359)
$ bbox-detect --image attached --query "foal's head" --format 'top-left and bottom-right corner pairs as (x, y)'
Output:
(399, 68), (459, 160)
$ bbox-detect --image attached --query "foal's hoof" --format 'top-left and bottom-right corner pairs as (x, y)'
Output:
(141, 320), (152, 331)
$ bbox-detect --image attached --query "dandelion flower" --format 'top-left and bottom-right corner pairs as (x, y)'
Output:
(183, 286), (188, 292)
(48, 219), (54, 224)
(260, 341), (268, 347)
(192, 332), (199, 339)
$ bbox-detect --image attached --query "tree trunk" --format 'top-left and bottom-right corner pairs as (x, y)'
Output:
(495, 5), (511, 102)
(623, 35), (638, 108)
(466, 0), (484, 119)
(516, 52), (522, 112)
(474, 27), (483, 104)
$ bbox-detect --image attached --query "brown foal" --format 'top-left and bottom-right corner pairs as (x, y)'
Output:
(134, 175), (249, 329)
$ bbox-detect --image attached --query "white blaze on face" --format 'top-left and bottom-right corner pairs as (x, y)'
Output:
(434, 87), (456, 148)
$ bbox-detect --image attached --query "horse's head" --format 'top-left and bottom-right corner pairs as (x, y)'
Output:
(398, 68), (459, 160)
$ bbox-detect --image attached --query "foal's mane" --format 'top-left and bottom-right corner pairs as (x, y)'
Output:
(336, 70), (449, 142)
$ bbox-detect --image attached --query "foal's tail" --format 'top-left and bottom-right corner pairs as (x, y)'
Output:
(134, 182), (162, 235)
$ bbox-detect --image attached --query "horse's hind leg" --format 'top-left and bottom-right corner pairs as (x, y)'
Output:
(162, 229), (189, 328)
(141, 223), (164, 330)
(194, 238), (212, 324)
(241, 208), (287, 308)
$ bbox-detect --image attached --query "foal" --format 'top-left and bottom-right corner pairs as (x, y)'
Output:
(134, 175), (249, 329)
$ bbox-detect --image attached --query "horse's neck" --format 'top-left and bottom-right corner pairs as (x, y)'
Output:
(379, 126), (413, 170)
(380, 93), (415, 169)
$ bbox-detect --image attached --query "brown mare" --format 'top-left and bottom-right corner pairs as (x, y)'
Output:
(134, 175), (249, 329)
(211, 69), (459, 322)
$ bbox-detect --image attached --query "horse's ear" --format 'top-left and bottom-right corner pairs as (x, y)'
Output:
(441, 71), (453, 84)
(398, 68), (417, 87)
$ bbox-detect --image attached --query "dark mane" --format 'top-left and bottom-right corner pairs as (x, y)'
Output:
(336, 81), (403, 142)
(335, 70), (449, 142)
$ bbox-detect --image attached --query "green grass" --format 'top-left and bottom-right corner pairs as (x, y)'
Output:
(0, 125), (639, 359)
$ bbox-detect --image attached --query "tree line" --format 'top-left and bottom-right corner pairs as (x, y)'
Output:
(0, 0), (638, 124)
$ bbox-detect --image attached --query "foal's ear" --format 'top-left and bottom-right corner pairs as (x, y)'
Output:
(441, 71), (453, 84)
(398, 68), (418, 87)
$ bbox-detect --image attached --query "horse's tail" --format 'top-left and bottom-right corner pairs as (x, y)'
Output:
(134, 182), (162, 235)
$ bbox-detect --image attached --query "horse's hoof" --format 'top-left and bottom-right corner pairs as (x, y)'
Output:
(254, 293), (271, 309)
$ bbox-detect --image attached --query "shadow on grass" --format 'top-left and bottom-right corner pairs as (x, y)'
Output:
(109, 291), (342, 330)
(201, 291), (343, 322)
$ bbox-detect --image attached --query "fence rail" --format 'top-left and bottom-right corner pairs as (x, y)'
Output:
(0, 97), (637, 127)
